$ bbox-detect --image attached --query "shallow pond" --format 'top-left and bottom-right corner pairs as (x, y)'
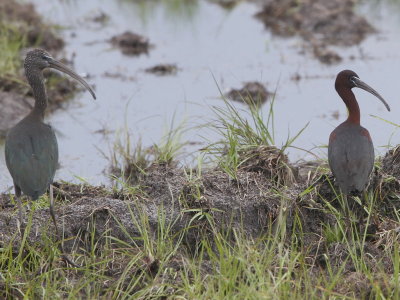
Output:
(1, 0), (400, 191)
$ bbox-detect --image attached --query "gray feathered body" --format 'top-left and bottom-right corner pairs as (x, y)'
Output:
(328, 122), (374, 194)
(5, 115), (58, 200)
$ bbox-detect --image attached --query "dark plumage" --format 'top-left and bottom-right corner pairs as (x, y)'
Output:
(5, 48), (96, 228)
(328, 70), (390, 194)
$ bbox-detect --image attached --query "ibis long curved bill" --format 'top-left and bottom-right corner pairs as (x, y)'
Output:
(48, 57), (96, 100)
(351, 76), (390, 111)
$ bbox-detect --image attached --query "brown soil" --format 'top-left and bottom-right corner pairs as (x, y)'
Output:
(145, 64), (179, 76)
(255, 0), (374, 64)
(0, 0), (81, 138)
(0, 165), (285, 252)
(225, 81), (272, 105)
(110, 31), (152, 56)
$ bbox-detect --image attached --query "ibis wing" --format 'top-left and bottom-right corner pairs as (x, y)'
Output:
(328, 125), (374, 194)
(5, 123), (58, 199)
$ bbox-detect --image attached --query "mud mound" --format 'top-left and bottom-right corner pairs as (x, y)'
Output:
(381, 146), (400, 178)
(145, 64), (178, 76)
(110, 31), (152, 56)
(140, 164), (289, 244)
(1, 159), (400, 283)
(238, 145), (294, 186)
(370, 147), (400, 214)
(225, 82), (271, 106)
(255, 0), (374, 64)
(0, 166), (293, 252)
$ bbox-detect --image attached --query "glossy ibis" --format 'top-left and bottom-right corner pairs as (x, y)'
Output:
(328, 70), (390, 194)
(5, 49), (96, 231)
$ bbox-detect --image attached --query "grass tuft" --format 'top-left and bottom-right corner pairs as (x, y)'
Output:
(111, 117), (187, 185)
(0, 22), (26, 89)
(203, 93), (306, 185)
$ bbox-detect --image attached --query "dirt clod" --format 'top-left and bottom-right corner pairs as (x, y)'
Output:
(110, 31), (152, 56)
(335, 272), (371, 298)
(239, 145), (295, 186)
(91, 11), (110, 24)
(371, 147), (400, 213)
(225, 81), (271, 105)
(145, 64), (178, 76)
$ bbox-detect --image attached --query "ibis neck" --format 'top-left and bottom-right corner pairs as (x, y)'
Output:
(26, 69), (47, 120)
(336, 86), (360, 124)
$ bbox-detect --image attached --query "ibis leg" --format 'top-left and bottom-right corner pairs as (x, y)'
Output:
(16, 195), (25, 236)
(49, 185), (59, 236)
(49, 184), (80, 267)
(15, 185), (25, 236)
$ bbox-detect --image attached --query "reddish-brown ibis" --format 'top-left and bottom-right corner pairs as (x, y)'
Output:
(328, 70), (390, 194)
(5, 49), (96, 230)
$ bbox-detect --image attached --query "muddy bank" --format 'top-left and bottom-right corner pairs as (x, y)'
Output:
(0, 166), (284, 251)
(0, 0), (85, 138)
(0, 147), (399, 286)
(255, 0), (374, 64)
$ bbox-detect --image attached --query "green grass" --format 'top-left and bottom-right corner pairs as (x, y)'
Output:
(0, 22), (26, 83)
(203, 92), (307, 184)
(111, 117), (187, 184)
(0, 12), (71, 98)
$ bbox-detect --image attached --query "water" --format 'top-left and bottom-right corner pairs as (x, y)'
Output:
(1, 0), (399, 191)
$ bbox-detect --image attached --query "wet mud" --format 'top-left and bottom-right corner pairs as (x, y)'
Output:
(145, 64), (179, 76)
(225, 81), (271, 106)
(0, 0), (81, 138)
(255, 0), (374, 64)
(110, 31), (152, 56)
